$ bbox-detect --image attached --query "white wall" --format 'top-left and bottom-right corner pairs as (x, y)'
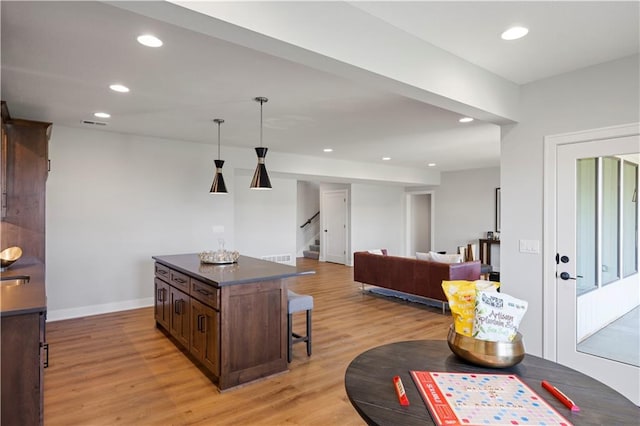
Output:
(350, 183), (405, 259)
(501, 54), (640, 356)
(46, 126), (234, 320)
(234, 170), (297, 264)
(46, 123), (442, 319)
(431, 167), (500, 254)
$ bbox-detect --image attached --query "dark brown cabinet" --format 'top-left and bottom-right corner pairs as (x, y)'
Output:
(1, 105), (8, 219)
(154, 263), (219, 377)
(1, 102), (49, 425)
(154, 278), (170, 330)
(190, 298), (220, 375)
(1, 308), (47, 426)
(0, 104), (51, 261)
(169, 286), (190, 347)
(152, 255), (297, 390)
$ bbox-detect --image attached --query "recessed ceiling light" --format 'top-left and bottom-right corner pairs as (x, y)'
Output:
(427, 163), (437, 167)
(109, 84), (130, 93)
(382, 157), (391, 161)
(94, 112), (111, 119)
(323, 148), (333, 153)
(501, 26), (529, 41)
(459, 117), (474, 123)
(137, 34), (163, 47)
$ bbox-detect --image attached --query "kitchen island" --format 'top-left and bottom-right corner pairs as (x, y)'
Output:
(152, 253), (313, 390)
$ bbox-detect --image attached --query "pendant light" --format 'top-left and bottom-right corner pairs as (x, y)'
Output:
(250, 96), (272, 190)
(210, 118), (228, 194)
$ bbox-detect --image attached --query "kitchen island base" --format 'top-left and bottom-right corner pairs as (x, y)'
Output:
(153, 254), (310, 390)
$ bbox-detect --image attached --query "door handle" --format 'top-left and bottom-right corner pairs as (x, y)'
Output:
(559, 272), (584, 280)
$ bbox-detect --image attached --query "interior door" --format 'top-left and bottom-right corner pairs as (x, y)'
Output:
(556, 134), (639, 404)
(322, 190), (347, 264)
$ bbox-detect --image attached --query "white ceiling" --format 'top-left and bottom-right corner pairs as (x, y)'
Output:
(352, 1), (640, 85)
(1, 1), (638, 173)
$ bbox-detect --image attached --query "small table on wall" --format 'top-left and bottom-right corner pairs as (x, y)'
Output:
(344, 340), (639, 425)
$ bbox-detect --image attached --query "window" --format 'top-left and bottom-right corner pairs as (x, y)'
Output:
(601, 157), (620, 285)
(623, 161), (638, 277)
(576, 155), (638, 295)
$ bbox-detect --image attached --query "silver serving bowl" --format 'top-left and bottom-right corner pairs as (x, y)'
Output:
(0, 246), (22, 269)
(447, 325), (525, 368)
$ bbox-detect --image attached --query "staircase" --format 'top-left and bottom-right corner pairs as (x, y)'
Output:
(303, 239), (320, 260)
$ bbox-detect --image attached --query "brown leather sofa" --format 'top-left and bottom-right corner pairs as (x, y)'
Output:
(353, 251), (481, 312)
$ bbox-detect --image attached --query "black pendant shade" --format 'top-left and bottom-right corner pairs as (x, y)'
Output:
(250, 97), (272, 190)
(210, 159), (227, 193)
(250, 147), (271, 189)
(210, 118), (228, 194)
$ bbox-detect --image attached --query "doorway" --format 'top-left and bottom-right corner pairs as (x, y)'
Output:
(406, 192), (434, 257)
(544, 123), (639, 404)
(321, 189), (348, 264)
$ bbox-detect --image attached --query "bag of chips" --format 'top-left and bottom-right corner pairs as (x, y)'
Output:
(442, 280), (499, 336)
(472, 290), (528, 342)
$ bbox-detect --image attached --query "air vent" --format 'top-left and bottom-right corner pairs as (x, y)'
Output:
(261, 254), (293, 265)
(81, 120), (107, 126)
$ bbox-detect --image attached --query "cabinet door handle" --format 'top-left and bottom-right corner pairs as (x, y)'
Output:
(174, 277), (186, 284)
(174, 300), (180, 314)
(157, 289), (162, 302)
(163, 288), (167, 301)
(197, 314), (204, 332)
(43, 343), (49, 368)
(195, 288), (211, 297)
(157, 269), (168, 275)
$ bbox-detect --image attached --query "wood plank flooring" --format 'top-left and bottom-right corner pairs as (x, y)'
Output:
(44, 258), (452, 425)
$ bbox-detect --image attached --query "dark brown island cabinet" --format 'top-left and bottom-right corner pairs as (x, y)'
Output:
(1, 101), (51, 426)
(153, 254), (312, 390)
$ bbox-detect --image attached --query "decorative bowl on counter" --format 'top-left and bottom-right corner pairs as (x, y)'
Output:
(447, 325), (525, 368)
(199, 250), (240, 264)
(0, 246), (23, 269)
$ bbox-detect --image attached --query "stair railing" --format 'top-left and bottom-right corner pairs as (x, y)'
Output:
(300, 211), (320, 228)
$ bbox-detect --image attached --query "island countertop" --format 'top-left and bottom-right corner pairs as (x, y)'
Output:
(152, 253), (314, 287)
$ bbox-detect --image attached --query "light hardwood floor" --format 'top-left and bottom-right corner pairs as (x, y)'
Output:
(44, 258), (452, 425)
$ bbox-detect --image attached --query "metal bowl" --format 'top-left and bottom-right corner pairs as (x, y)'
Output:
(0, 246), (23, 269)
(447, 325), (525, 368)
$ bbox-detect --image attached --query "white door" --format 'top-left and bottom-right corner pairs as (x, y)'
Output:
(556, 133), (639, 404)
(322, 190), (347, 264)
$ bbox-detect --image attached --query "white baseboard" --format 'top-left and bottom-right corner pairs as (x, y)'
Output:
(47, 297), (154, 322)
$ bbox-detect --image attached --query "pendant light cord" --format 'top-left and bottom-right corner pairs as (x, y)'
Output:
(217, 122), (221, 160)
(259, 99), (263, 148)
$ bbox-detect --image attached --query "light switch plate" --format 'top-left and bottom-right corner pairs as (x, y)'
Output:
(519, 239), (540, 254)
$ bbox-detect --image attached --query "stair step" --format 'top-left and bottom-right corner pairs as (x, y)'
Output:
(303, 250), (319, 260)
(309, 244), (320, 252)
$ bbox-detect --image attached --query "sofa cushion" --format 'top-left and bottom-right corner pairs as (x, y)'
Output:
(367, 249), (388, 255)
(429, 251), (462, 264)
(416, 251), (430, 261)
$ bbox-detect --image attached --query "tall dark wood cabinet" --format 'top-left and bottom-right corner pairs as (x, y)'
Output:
(0, 104), (51, 259)
(1, 101), (50, 425)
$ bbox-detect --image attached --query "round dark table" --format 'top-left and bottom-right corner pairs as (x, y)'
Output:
(344, 340), (639, 425)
